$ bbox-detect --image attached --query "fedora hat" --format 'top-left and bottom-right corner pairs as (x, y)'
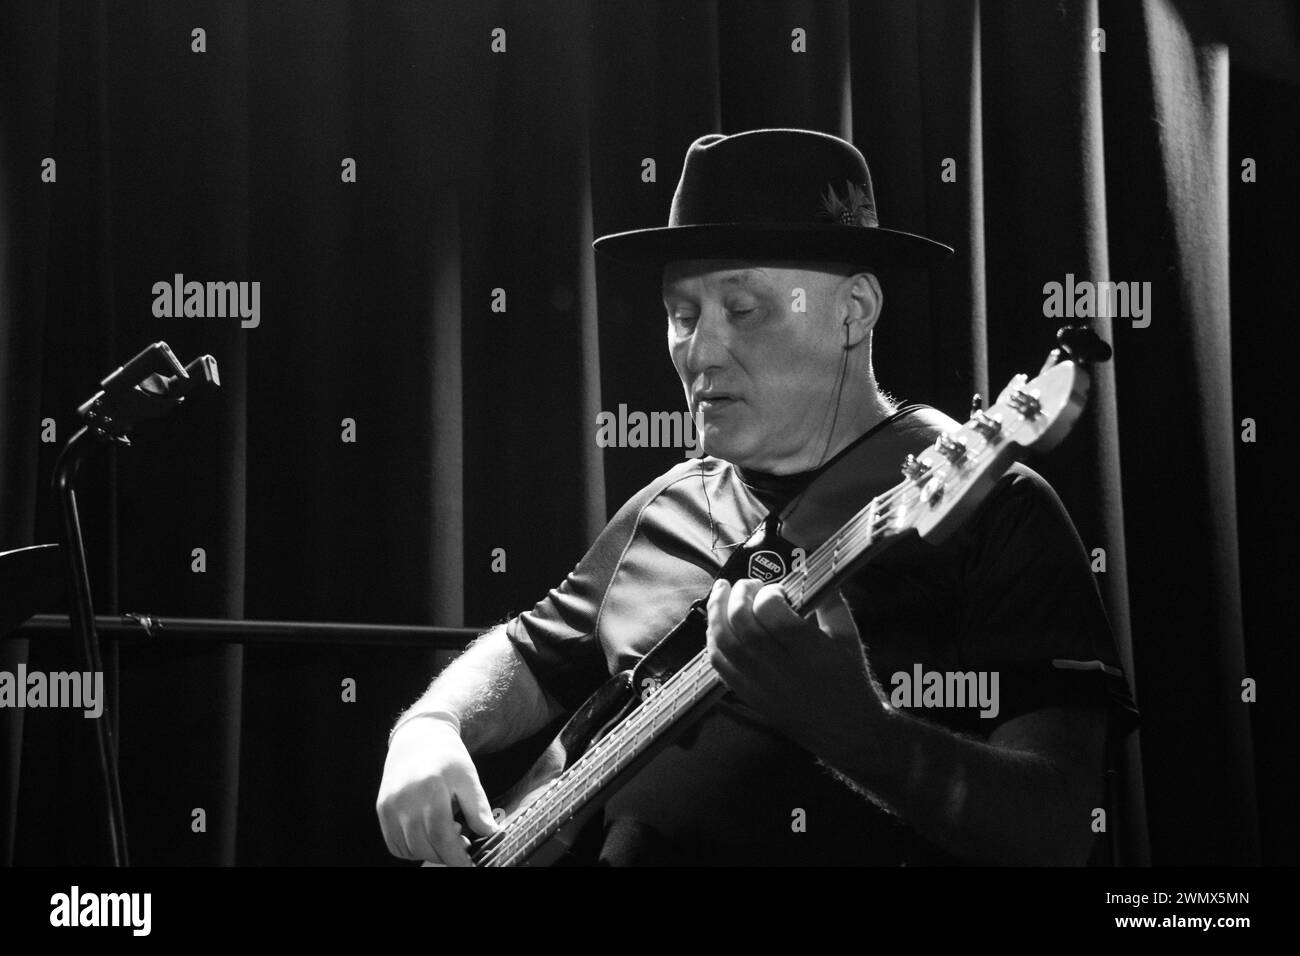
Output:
(593, 128), (953, 270)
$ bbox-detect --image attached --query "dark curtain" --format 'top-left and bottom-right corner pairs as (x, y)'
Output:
(1, 0), (1295, 866)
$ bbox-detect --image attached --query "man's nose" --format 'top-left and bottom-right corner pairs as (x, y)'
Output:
(682, 306), (731, 377)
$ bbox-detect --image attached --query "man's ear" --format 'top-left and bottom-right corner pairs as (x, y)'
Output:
(841, 271), (882, 348)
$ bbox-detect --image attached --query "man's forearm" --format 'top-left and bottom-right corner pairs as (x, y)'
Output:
(818, 704), (1104, 866)
(395, 625), (562, 754)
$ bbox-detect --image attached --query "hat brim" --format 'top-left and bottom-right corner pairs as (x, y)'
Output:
(592, 222), (954, 271)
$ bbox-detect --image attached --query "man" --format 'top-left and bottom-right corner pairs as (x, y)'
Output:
(376, 129), (1138, 866)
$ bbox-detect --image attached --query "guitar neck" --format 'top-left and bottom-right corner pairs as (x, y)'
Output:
(779, 478), (913, 615)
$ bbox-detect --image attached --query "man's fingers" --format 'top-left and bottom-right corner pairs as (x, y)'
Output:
(381, 816), (417, 861)
(814, 590), (861, 644)
(428, 804), (474, 867)
(706, 579), (734, 655)
(712, 579), (761, 663)
(724, 578), (763, 636)
(377, 798), (423, 861)
(376, 722), (490, 865)
(376, 801), (404, 858)
(707, 577), (793, 683)
(408, 803), (451, 864)
(751, 583), (805, 654)
(707, 579), (731, 625)
(455, 774), (500, 838)
(707, 641), (753, 696)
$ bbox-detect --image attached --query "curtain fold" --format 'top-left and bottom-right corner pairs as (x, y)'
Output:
(0, 0), (1293, 866)
(1099, 0), (1258, 865)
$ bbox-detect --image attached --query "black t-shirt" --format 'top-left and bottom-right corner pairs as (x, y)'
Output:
(505, 405), (1138, 864)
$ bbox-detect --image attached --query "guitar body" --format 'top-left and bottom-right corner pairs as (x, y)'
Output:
(486, 672), (631, 865)
(486, 599), (725, 865)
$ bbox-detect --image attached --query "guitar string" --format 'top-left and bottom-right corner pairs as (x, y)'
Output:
(477, 413), (1032, 865)
(476, 655), (707, 864)
(476, 644), (720, 866)
(479, 648), (719, 866)
(482, 642), (719, 865)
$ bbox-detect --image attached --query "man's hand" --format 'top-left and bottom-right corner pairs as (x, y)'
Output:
(376, 717), (498, 866)
(705, 578), (886, 764)
(707, 578), (1110, 865)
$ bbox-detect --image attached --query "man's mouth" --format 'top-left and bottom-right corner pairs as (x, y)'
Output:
(695, 393), (738, 412)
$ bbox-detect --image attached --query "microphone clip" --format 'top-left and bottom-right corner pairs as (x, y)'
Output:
(76, 342), (220, 442)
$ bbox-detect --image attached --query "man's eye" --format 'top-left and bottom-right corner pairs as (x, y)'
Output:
(671, 314), (698, 332)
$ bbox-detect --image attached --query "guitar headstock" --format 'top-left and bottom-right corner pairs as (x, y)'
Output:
(893, 336), (1098, 545)
(776, 327), (1109, 616)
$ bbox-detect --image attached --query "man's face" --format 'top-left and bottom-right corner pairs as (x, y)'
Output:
(662, 258), (862, 472)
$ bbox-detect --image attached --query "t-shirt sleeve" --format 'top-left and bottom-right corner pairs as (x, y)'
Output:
(955, 464), (1139, 738)
(504, 481), (658, 712)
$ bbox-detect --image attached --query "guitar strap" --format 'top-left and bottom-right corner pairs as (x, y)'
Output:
(778, 402), (957, 550)
(720, 401), (954, 583)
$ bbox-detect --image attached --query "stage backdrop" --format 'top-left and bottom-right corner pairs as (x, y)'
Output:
(1, 0), (1296, 866)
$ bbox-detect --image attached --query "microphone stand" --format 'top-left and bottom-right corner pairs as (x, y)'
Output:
(51, 342), (220, 866)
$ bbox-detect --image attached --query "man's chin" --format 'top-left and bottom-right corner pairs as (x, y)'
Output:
(697, 432), (757, 467)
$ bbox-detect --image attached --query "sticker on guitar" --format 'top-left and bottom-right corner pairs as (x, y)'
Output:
(747, 550), (786, 582)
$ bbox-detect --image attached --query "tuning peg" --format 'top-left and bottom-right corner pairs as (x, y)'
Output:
(901, 453), (928, 481)
(1056, 325), (1113, 364)
(969, 393), (983, 417)
(936, 433), (968, 464)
